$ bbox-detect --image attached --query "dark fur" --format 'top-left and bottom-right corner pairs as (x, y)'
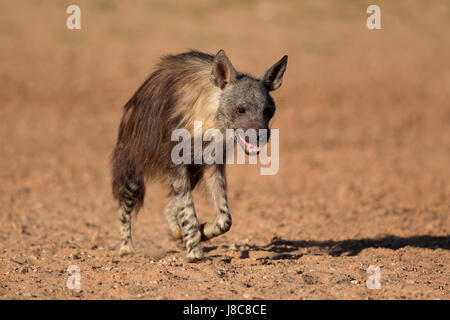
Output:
(111, 49), (287, 261)
(111, 51), (215, 212)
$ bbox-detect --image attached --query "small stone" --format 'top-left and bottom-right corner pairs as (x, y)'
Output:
(218, 268), (228, 276)
(240, 244), (249, 251)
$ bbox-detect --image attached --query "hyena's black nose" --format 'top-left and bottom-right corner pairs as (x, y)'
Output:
(258, 128), (270, 146)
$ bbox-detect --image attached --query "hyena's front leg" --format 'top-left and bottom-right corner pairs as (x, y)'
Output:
(164, 197), (182, 242)
(201, 164), (232, 241)
(165, 165), (203, 246)
(164, 196), (186, 250)
(171, 166), (204, 262)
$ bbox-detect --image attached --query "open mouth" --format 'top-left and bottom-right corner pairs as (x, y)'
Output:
(235, 131), (261, 155)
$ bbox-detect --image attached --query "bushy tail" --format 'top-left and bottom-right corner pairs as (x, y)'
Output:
(111, 135), (146, 214)
(112, 172), (145, 215)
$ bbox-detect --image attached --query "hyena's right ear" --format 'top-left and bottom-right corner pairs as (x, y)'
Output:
(260, 55), (288, 91)
(211, 49), (237, 90)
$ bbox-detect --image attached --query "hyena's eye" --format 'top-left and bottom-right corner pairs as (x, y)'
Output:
(236, 106), (246, 114)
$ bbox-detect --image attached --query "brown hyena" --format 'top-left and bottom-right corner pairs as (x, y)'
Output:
(111, 49), (287, 262)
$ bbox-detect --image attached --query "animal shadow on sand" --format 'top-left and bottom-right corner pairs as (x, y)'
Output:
(246, 235), (450, 260)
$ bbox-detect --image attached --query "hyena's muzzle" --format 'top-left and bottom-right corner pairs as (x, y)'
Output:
(235, 128), (271, 156)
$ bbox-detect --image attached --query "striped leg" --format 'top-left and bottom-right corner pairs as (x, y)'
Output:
(118, 180), (143, 256)
(166, 165), (204, 247)
(200, 164), (232, 241)
(118, 204), (134, 256)
(171, 166), (204, 262)
(164, 197), (182, 242)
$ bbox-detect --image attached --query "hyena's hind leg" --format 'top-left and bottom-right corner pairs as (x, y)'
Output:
(118, 179), (145, 256)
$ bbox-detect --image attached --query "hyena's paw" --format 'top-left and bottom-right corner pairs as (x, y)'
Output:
(118, 242), (135, 257)
(169, 227), (182, 241)
(183, 244), (206, 263)
(175, 239), (186, 250)
(168, 227), (185, 249)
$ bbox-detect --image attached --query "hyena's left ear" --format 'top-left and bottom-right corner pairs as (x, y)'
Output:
(211, 49), (237, 90)
(260, 55), (288, 91)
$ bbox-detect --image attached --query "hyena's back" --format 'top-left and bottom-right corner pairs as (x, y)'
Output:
(111, 50), (218, 211)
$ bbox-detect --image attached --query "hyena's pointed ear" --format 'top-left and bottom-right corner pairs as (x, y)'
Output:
(260, 55), (288, 91)
(211, 49), (237, 90)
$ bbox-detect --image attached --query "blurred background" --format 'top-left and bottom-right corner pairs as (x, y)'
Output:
(0, 0), (448, 299)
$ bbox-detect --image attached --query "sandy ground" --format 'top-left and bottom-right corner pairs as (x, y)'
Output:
(0, 0), (449, 299)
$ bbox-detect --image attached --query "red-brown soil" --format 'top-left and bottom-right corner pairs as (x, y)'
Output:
(0, 0), (448, 299)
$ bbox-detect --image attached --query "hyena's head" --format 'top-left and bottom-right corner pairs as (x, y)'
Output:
(211, 49), (288, 155)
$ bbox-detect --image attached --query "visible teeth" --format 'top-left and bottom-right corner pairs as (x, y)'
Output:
(238, 134), (260, 153)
